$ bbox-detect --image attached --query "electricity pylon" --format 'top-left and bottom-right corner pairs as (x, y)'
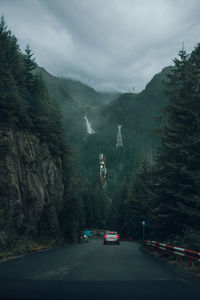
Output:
(116, 125), (123, 148)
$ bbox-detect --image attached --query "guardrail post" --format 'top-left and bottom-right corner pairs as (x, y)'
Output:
(189, 259), (193, 267)
(144, 240), (200, 268)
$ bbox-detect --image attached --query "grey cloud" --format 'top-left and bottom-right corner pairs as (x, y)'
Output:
(1, 0), (200, 92)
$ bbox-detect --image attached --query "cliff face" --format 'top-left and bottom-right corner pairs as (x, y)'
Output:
(0, 127), (64, 245)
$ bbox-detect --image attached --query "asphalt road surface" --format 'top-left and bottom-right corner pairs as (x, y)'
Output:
(0, 239), (199, 300)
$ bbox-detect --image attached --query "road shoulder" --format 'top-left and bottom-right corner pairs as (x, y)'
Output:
(140, 244), (200, 295)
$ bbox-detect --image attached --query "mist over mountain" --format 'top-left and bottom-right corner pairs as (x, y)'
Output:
(38, 67), (119, 107)
(2, 4), (200, 293)
(39, 65), (172, 194)
(1, 13), (200, 258)
(0, 18), (110, 254)
(81, 67), (172, 194)
(37, 67), (119, 151)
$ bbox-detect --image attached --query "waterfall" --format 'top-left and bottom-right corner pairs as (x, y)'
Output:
(84, 115), (95, 134)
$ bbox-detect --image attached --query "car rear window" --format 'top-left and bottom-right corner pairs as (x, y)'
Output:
(107, 232), (117, 235)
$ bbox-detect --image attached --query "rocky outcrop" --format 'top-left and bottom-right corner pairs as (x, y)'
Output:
(0, 127), (64, 242)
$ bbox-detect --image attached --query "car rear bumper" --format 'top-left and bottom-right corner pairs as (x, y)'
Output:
(104, 239), (120, 244)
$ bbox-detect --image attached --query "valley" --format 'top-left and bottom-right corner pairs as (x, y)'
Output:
(1, 15), (200, 265)
(39, 66), (171, 194)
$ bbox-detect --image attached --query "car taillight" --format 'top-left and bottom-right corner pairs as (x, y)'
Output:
(116, 235), (119, 239)
(104, 235), (107, 238)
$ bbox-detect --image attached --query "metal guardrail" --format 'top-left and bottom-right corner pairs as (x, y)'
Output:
(144, 240), (200, 267)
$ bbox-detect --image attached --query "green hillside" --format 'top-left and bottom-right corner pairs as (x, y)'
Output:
(0, 17), (110, 254)
(2, 14), (200, 252)
(38, 67), (118, 151)
(39, 65), (172, 194)
(78, 67), (172, 194)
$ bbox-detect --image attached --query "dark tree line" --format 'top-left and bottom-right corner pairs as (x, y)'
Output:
(110, 45), (200, 250)
(0, 16), (109, 248)
(0, 16), (65, 157)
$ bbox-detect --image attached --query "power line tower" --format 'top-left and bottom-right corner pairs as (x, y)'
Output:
(116, 125), (123, 148)
(99, 153), (107, 189)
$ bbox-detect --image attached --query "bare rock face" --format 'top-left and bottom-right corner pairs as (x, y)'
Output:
(0, 127), (64, 238)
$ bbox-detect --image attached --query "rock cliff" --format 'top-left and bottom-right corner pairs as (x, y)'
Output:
(0, 127), (64, 247)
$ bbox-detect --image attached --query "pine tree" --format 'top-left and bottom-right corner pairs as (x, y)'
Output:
(110, 174), (132, 236)
(24, 44), (36, 89)
(151, 46), (200, 240)
(90, 178), (109, 229)
(0, 16), (26, 126)
(59, 174), (85, 242)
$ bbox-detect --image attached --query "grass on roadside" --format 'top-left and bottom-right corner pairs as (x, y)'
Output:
(0, 236), (60, 262)
(142, 245), (200, 281)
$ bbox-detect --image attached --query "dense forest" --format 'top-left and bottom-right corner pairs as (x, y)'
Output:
(39, 65), (171, 195)
(0, 17), (109, 254)
(0, 16), (200, 256)
(111, 47), (200, 250)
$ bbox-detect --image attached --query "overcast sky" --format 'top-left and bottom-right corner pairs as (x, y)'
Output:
(1, 0), (200, 92)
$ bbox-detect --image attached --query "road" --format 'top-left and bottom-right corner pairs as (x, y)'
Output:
(0, 239), (199, 300)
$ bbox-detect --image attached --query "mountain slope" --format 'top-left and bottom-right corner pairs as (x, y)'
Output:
(38, 67), (119, 150)
(79, 67), (172, 193)
(39, 65), (172, 194)
(38, 67), (118, 107)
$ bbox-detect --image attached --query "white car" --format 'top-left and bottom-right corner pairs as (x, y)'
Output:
(104, 231), (120, 245)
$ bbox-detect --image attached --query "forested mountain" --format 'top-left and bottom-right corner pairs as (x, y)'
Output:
(39, 63), (172, 195)
(37, 66), (119, 152)
(93, 66), (171, 190)
(0, 17), (109, 255)
(67, 67), (171, 195)
(39, 66), (118, 107)
(1, 16), (200, 256)
(111, 47), (200, 250)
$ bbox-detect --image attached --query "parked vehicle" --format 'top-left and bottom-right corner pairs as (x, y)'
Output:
(104, 231), (120, 245)
(80, 234), (89, 242)
(83, 230), (93, 237)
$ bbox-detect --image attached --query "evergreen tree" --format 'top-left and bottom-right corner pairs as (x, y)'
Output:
(111, 161), (153, 239)
(151, 46), (200, 240)
(81, 178), (94, 228)
(127, 161), (153, 239)
(0, 17), (86, 246)
(90, 178), (109, 229)
(110, 174), (132, 236)
(0, 16), (27, 126)
(24, 44), (36, 89)
(61, 176), (85, 242)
